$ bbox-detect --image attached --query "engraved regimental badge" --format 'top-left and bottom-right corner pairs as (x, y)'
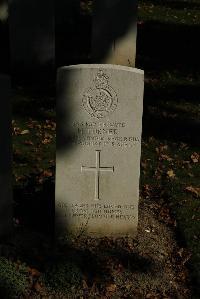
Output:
(82, 70), (118, 119)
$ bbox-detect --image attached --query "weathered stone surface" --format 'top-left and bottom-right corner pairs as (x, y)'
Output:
(0, 74), (12, 236)
(92, 0), (138, 67)
(56, 64), (144, 237)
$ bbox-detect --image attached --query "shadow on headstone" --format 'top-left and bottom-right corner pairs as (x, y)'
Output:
(56, 67), (77, 152)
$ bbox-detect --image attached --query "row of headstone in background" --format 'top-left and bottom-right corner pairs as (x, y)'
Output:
(92, 0), (138, 66)
(56, 0), (143, 238)
(56, 0), (138, 67)
(9, 0), (55, 87)
(9, 0), (91, 87)
(55, 0), (87, 68)
(9, 0), (84, 86)
(9, 0), (138, 87)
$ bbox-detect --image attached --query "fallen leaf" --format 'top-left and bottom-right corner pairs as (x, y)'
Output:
(43, 170), (53, 177)
(82, 280), (88, 289)
(13, 127), (21, 135)
(191, 152), (199, 163)
(15, 175), (26, 182)
(180, 143), (188, 149)
(106, 284), (117, 293)
(24, 140), (34, 146)
(42, 138), (52, 144)
(33, 282), (42, 292)
(185, 186), (200, 198)
(29, 268), (41, 277)
(178, 248), (184, 258)
(160, 154), (173, 161)
(141, 161), (148, 169)
(160, 144), (168, 151)
(20, 129), (30, 135)
(167, 169), (175, 178)
(188, 173), (194, 177)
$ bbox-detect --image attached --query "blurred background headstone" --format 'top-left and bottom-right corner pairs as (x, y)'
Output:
(92, 0), (138, 66)
(55, 0), (92, 67)
(9, 0), (55, 89)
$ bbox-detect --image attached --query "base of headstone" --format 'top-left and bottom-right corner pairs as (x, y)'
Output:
(56, 64), (144, 238)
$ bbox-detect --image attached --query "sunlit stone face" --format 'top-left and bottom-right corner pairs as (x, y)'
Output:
(56, 64), (144, 238)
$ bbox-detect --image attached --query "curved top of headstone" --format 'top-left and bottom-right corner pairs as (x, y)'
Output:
(58, 64), (144, 75)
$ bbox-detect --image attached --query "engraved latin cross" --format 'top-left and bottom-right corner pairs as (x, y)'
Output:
(81, 150), (114, 201)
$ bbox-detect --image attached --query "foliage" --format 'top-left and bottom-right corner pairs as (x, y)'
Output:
(41, 260), (83, 294)
(0, 257), (29, 298)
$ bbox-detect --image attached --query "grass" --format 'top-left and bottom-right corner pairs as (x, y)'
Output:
(138, 0), (200, 25)
(141, 137), (200, 292)
(12, 89), (56, 187)
(0, 257), (29, 298)
(138, 0), (200, 291)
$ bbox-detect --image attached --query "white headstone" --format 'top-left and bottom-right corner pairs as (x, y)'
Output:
(56, 64), (144, 237)
(0, 74), (12, 236)
(92, 0), (138, 67)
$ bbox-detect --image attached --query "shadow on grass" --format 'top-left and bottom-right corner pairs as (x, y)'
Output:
(142, 110), (200, 146)
(137, 21), (200, 72)
(142, 79), (200, 146)
(136, 20), (200, 146)
(11, 176), (155, 295)
(103, 246), (154, 274)
(12, 89), (55, 120)
(0, 285), (17, 299)
(145, 82), (200, 104)
(14, 179), (55, 236)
